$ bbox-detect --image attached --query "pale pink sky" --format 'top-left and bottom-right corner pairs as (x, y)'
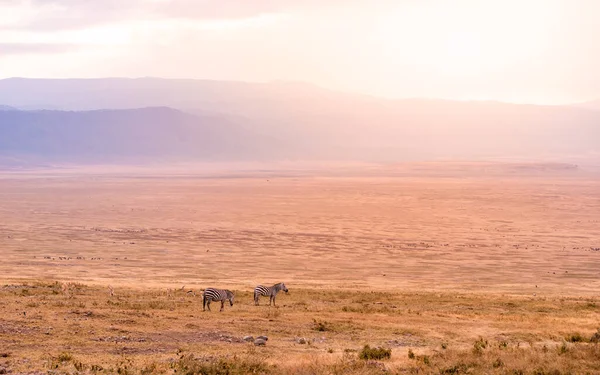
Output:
(0, 0), (598, 104)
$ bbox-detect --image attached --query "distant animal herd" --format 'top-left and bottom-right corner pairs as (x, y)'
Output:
(202, 282), (288, 312)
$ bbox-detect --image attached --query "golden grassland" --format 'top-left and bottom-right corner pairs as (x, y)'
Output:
(1, 282), (600, 374)
(1, 164), (600, 373)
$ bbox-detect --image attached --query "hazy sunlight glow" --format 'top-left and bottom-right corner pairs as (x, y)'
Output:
(375, 1), (558, 77)
(0, 0), (597, 104)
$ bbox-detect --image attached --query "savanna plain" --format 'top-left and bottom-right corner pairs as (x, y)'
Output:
(1, 163), (600, 374)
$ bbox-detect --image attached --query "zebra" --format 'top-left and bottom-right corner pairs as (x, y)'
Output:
(254, 282), (288, 306)
(202, 288), (235, 312)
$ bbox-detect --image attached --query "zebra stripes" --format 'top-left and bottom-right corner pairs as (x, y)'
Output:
(203, 288), (235, 312)
(254, 282), (288, 306)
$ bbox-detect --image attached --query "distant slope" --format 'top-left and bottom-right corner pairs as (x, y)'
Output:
(0, 107), (278, 163)
(0, 77), (340, 112)
(0, 78), (599, 163)
(0, 105), (17, 111)
(254, 99), (600, 161)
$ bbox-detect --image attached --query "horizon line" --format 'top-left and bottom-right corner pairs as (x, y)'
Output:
(0, 76), (596, 107)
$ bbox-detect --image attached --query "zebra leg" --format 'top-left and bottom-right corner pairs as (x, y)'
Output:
(269, 295), (273, 306)
(273, 295), (277, 307)
(206, 300), (211, 311)
(254, 291), (259, 306)
(220, 300), (225, 312)
(203, 296), (206, 311)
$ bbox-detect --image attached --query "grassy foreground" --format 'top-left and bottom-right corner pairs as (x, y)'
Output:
(1, 280), (599, 374)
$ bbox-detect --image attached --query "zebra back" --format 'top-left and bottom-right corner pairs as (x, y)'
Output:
(254, 282), (288, 297)
(204, 288), (234, 302)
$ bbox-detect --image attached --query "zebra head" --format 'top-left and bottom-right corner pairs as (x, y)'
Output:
(226, 290), (235, 306)
(279, 282), (289, 293)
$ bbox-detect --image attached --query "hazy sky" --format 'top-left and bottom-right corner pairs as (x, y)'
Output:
(0, 0), (598, 104)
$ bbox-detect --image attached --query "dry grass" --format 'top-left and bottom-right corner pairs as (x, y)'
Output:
(1, 282), (600, 373)
(0, 165), (599, 373)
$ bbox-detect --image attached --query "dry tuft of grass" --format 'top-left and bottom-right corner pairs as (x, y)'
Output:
(359, 345), (392, 360)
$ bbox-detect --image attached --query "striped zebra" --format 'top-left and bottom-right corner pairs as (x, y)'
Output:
(202, 288), (235, 312)
(254, 282), (288, 306)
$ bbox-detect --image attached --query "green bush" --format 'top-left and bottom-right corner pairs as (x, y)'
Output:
(566, 333), (585, 342)
(358, 345), (391, 360)
(171, 353), (272, 375)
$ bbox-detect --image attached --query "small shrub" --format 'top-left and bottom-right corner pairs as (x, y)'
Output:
(498, 340), (509, 349)
(472, 337), (488, 355)
(313, 319), (332, 332)
(358, 345), (391, 360)
(492, 358), (504, 368)
(115, 356), (135, 375)
(566, 333), (585, 342)
(171, 353), (272, 375)
(45, 352), (74, 369)
(407, 348), (415, 359)
(422, 355), (430, 365)
(74, 360), (86, 371)
(558, 342), (568, 355)
(590, 329), (600, 343)
(330, 351), (388, 375)
(441, 342), (448, 349)
(440, 363), (470, 374)
(57, 352), (73, 362)
(90, 364), (103, 372)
